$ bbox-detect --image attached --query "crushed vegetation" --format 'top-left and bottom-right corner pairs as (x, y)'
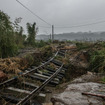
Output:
(0, 45), (53, 81)
(1, 41), (105, 84)
(59, 41), (105, 83)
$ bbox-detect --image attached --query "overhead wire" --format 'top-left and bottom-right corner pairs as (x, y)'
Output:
(37, 25), (51, 28)
(16, 0), (105, 30)
(16, 0), (52, 26)
(55, 20), (105, 28)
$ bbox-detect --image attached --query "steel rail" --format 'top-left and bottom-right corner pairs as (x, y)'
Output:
(0, 50), (66, 105)
(0, 51), (59, 88)
(23, 51), (59, 76)
(16, 64), (63, 105)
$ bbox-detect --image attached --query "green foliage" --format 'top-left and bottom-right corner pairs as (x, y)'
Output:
(97, 41), (105, 48)
(40, 45), (52, 60)
(0, 11), (38, 58)
(101, 77), (105, 82)
(14, 18), (26, 48)
(89, 49), (105, 73)
(27, 22), (38, 46)
(24, 54), (34, 66)
(35, 40), (48, 48)
(76, 42), (91, 50)
(0, 10), (18, 58)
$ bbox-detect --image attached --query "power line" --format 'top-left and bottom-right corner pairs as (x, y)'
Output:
(55, 20), (105, 28)
(16, 0), (51, 26)
(37, 25), (51, 28)
(16, 0), (105, 31)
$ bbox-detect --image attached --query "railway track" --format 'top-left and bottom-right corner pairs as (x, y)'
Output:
(0, 49), (67, 105)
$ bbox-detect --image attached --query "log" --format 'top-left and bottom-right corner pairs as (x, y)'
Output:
(82, 92), (105, 99)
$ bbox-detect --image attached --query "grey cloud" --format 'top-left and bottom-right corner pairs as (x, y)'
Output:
(0, 0), (105, 34)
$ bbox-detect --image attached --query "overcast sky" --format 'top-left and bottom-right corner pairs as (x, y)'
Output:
(0, 0), (105, 34)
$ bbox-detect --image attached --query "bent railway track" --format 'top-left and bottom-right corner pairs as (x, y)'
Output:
(0, 49), (67, 105)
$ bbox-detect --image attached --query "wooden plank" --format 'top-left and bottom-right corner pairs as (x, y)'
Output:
(46, 67), (65, 75)
(27, 74), (59, 85)
(0, 94), (21, 104)
(16, 64), (63, 105)
(7, 87), (46, 98)
(51, 60), (62, 66)
(39, 93), (46, 97)
(42, 72), (63, 79)
(23, 82), (39, 88)
(7, 87), (31, 94)
(34, 73), (59, 82)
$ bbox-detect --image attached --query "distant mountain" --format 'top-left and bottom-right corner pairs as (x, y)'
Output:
(36, 32), (105, 41)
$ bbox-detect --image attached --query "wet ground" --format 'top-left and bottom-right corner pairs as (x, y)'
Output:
(52, 73), (105, 105)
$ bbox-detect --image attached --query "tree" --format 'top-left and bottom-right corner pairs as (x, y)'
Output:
(0, 10), (17, 58)
(26, 22), (38, 46)
(14, 18), (25, 48)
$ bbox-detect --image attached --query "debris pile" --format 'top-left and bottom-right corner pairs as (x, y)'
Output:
(0, 71), (8, 83)
(69, 50), (89, 69)
(0, 57), (28, 74)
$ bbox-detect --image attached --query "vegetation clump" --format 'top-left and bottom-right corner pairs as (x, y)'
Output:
(0, 11), (48, 58)
(0, 10), (18, 58)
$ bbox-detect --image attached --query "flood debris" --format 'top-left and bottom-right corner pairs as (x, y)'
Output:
(69, 50), (89, 69)
(0, 57), (28, 74)
(0, 71), (8, 82)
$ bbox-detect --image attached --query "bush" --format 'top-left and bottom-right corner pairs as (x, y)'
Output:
(0, 11), (18, 58)
(24, 54), (34, 66)
(35, 40), (48, 48)
(76, 42), (91, 50)
(40, 45), (53, 60)
(89, 49), (105, 73)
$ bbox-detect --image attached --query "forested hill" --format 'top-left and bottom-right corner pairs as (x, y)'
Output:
(36, 32), (105, 41)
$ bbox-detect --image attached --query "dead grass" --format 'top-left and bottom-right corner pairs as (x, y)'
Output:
(0, 57), (28, 74)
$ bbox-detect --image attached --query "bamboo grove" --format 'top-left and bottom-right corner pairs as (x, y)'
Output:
(0, 10), (38, 58)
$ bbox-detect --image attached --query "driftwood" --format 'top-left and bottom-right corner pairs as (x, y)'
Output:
(82, 92), (105, 99)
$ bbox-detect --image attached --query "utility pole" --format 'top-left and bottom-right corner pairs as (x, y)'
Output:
(50, 34), (51, 41)
(52, 25), (54, 42)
